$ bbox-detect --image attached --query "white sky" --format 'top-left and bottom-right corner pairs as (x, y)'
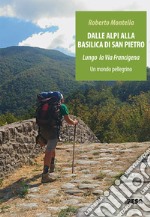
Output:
(0, 0), (149, 65)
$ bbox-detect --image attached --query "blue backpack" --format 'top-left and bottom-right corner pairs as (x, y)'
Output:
(37, 91), (62, 102)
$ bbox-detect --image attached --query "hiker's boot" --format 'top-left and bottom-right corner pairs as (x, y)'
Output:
(41, 173), (56, 183)
(50, 157), (55, 173)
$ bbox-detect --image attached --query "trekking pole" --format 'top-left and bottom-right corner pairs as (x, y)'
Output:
(72, 124), (77, 174)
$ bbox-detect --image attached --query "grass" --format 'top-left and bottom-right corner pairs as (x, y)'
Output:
(92, 151), (100, 156)
(94, 171), (106, 180)
(0, 205), (11, 213)
(32, 163), (42, 172)
(83, 170), (90, 174)
(81, 180), (92, 184)
(113, 172), (124, 180)
(55, 167), (62, 172)
(58, 206), (78, 217)
(83, 189), (93, 197)
(0, 178), (3, 187)
(19, 180), (29, 198)
(109, 172), (125, 186)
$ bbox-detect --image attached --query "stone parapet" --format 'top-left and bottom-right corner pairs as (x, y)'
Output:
(0, 117), (99, 178)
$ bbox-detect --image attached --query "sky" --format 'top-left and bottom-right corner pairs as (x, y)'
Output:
(0, 0), (149, 65)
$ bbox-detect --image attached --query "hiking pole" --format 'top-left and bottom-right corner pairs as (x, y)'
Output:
(72, 124), (77, 174)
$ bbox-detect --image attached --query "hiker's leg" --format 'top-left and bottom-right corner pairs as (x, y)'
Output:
(43, 139), (58, 174)
(51, 149), (55, 158)
(43, 150), (52, 173)
(42, 139), (58, 183)
(50, 149), (55, 173)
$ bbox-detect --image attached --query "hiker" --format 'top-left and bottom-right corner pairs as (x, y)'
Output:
(36, 91), (78, 183)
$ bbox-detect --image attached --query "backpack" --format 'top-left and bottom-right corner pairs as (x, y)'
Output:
(36, 91), (62, 127)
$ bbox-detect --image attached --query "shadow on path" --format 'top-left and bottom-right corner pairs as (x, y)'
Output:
(0, 173), (42, 203)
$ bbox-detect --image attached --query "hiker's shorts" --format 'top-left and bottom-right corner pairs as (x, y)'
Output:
(40, 126), (58, 140)
(46, 138), (58, 151)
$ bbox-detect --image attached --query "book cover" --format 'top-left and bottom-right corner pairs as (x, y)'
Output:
(0, 1), (150, 217)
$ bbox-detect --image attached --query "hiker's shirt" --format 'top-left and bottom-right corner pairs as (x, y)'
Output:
(40, 103), (69, 140)
(60, 103), (69, 117)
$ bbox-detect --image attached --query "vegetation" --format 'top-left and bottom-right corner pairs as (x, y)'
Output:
(19, 180), (29, 198)
(94, 171), (106, 180)
(67, 87), (150, 142)
(58, 206), (78, 217)
(0, 46), (150, 143)
(0, 178), (3, 187)
(0, 46), (87, 115)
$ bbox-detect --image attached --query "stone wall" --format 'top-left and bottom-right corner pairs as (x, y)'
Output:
(0, 117), (99, 178)
(0, 119), (38, 178)
(60, 115), (99, 143)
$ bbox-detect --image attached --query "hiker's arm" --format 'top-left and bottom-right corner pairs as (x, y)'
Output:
(64, 115), (78, 125)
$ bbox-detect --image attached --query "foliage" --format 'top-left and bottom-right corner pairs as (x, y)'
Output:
(0, 46), (85, 115)
(66, 82), (150, 143)
(0, 112), (19, 126)
(0, 47), (150, 143)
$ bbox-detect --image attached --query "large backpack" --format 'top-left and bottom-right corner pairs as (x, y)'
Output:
(36, 91), (62, 127)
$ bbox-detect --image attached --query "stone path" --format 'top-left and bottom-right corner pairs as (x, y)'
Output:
(0, 142), (150, 217)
